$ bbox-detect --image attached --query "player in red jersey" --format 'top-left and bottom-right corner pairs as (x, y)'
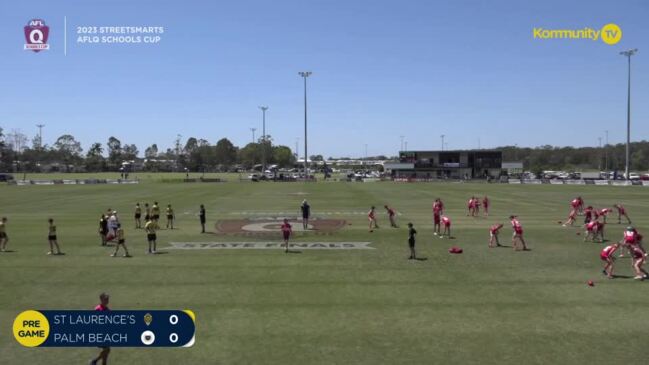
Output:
(615, 204), (632, 224)
(600, 243), (620, 278)
(593, 208), (601, 221)
(563, 209), (577, 227)
(433, 198), (444, 215)
(598, 208), (612, 224)
(618, 226), (645, 259)
(594, 221), (605, 242)
(482, 196), (489, 217)
(433, 200), (442, 236)
(570, 197), (580, 214)
(440, 216), (452, 238)
(583, 206), (594, 224)
(583, 221), (600, 242)
(466, 197), (475, 216)
(577, 196), (584, 215)
(510, 216), (528, 251)
(631, 245), (649, 280)
(368, 206), (379, 232)
(619, 226), (636, 258)
(622, 229), (649, 279)
(622, 227), (646, 254)
(489, 223), (503, 248)
(280, 219), (292, 253)
(90, 292), (111, 365)
(384, 205), (398, 228)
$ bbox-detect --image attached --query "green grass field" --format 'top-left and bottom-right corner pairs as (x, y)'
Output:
(1, 176), (648, 364)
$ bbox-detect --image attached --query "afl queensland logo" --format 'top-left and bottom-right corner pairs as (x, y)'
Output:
(24, 19), (50, 52)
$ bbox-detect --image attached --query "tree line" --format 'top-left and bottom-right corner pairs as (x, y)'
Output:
(2, 126), (648, 173)
(498, 142), (649, 173)
(0, 127), (296, 172)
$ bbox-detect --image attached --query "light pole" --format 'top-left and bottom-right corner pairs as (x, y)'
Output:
(36, 124), (45, 149)
(250, 128), (257, 144)
(598, 137), (602, 171)
(298, 71), (312, 178)
(259, 106), (268, 172)
(605, 130), (609, 178)
(404, 141), (408, 152)
(514, 144), (518, 161)
(440, 134), (445, 151)
(620, 48), (637, 180)
(364, 144), (368, 160)
(400, 135), (404, 152)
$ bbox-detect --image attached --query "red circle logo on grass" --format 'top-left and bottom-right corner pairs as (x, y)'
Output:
(216, 217), (346, 236)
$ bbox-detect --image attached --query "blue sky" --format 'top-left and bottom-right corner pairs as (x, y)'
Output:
(0, 0), (647, 157)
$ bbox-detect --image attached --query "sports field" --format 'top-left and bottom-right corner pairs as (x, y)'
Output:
(1, 176), (648, 364)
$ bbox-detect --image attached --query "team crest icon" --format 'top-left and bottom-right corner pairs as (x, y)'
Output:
(24, 19), (50, 52)
(144, 313), (153, 326)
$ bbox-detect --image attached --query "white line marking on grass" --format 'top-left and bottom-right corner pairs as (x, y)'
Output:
(167, 242), (375, 250)
(230, 211), (369, 216)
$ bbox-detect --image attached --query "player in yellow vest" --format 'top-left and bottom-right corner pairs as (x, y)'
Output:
(166, 204), (175, 229)
(111, 223), (131, 257)
(47, 218), (63, 255)
(134, 203), (142, 229)
(151, 202), (161, 229)
(145, 219), (157, 254)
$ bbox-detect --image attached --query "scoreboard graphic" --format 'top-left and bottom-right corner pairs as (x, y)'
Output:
(13, 310), (195, 348)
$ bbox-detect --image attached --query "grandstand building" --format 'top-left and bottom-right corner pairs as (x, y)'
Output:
(385, 150), (503, 179)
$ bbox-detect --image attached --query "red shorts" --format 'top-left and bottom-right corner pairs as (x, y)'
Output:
(600, 253), (610, 261)
(514, 228), (523, 235)
(282, 231), (290, 240)
(434, 215), (440, 224)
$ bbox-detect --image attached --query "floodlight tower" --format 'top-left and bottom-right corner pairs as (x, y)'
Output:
(598, 137), (602, 171)
(620, 48), (637, 180)
(36, 124), (45, 149)
(259, 106), (268, 172)
(605, 130), (609, 178)
(298, 71), (312, 178)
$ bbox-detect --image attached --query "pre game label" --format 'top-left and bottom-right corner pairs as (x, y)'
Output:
(13, 310), (195, 348)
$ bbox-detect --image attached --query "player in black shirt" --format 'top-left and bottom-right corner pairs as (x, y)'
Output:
(408, 222), (417, 260)
(301, 200), (311, 230)
(199, 204), (206, 233)
(99, 214), (109, 246)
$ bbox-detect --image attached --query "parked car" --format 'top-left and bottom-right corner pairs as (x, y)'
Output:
(0, 173), (14, 182)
